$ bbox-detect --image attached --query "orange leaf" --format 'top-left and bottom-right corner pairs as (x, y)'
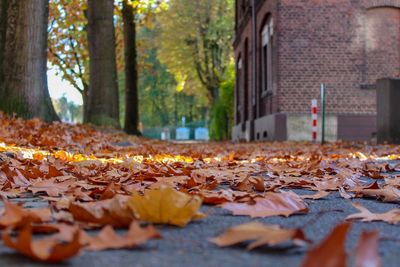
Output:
(0, 201), (52, 229)
(301, 222), (351, 267)
(2, 224), (82, 263)
(355, 230), (381, 267)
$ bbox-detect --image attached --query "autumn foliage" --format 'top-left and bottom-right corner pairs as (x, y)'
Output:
(0, 113), (397, 264)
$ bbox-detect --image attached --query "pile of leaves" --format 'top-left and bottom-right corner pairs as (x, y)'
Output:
(0, 113), (398, 265)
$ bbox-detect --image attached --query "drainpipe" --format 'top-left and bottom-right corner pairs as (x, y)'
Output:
(250, 0), (257, 141)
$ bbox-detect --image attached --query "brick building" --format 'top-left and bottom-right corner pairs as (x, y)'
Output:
(232, 0), (400, 141)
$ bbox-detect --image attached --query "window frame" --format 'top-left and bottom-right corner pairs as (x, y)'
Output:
(261, 18), (274, 97)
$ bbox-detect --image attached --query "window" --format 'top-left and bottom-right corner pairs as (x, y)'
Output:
(236, 56), (242, 123)
(261, 18), (274, 95)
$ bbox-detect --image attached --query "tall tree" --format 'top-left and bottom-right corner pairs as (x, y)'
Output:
(0, 0), (7, 88)
(122, 0), (140, 134)
(86, 0), (120, 128)
(157, 0), (234, 104)
(0, 0), (58, 122)
(48, 0), (89, 121)
(121, 0), (166, 134)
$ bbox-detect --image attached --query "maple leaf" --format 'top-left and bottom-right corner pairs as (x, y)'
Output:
(346, 203), (400, 224)
(221, 191), (308, 218)
(128, 186), (205, 227)
(301, 222), (351, 267)
(209, 221), (310, 250)
(69, 195), (135, 228)
(2, 224), (82, 263)
(355, 230), (381, 267)
(0, 201), (52, 229)
(81, 221), (161, 251)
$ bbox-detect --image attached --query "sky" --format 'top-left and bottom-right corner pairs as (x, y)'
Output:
(47, 66), (83, 105)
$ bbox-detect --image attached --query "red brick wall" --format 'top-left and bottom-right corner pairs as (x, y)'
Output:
(365, 7), (400, 84)
(233, 0), (400, 132)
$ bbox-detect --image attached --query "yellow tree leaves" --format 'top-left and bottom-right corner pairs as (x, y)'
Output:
(210, 222), (309, 250)
(128, 186), (205, 227)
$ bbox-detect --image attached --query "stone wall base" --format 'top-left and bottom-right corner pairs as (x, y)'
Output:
(233, 113), (376, 142)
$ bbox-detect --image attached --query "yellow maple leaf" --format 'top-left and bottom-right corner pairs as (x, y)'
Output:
(128, 186), (205, 227)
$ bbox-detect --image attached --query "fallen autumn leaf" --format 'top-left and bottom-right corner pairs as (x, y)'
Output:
(346, 203), (400, 224)
(209, 221), (310, 250)
(82, 221), (161, 251)
(2, 223), (82, 263)
(355, 230), (381, 267)
(128, 186), (205, 227)
(221, 191), (308, 218)
(301, 222), (351, 267)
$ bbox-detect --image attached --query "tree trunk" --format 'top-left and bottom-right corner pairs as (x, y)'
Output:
(122, 0), (140, 135)
(86, 0), (120, 128)
(0, 0), (58, 122)
(0, 0), (8, 88)
(82, 82), (89, 123)
(209, 86), (219, 104)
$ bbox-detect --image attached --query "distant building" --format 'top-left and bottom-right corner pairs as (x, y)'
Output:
(233, 0), (400, 141)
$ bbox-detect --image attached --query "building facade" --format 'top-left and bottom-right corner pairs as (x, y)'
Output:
(233, 0), (400, 141)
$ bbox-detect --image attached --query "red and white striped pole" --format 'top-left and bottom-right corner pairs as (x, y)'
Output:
(311, 99), (318, 143)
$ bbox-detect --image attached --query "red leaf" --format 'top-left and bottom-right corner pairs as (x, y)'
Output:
(301, 222), (351, 267)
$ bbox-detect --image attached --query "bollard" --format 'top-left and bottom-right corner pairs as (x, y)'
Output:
(311, 99), (318, 143)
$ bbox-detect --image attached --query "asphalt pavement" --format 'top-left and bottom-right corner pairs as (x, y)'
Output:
(0, 188), (399, 267)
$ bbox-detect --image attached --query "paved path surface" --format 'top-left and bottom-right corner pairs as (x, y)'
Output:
(0, 188), (399, 267)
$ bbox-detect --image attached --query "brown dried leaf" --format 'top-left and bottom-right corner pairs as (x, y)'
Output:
(0, 201), (52, 229)
(210, 221), (310, 250)
(82, 221), (161, 251)
(356, 186), (400, 202)
(69, 195), (135, 228)
(346, 203), (400, 224)
(221, 191), (308, 218)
